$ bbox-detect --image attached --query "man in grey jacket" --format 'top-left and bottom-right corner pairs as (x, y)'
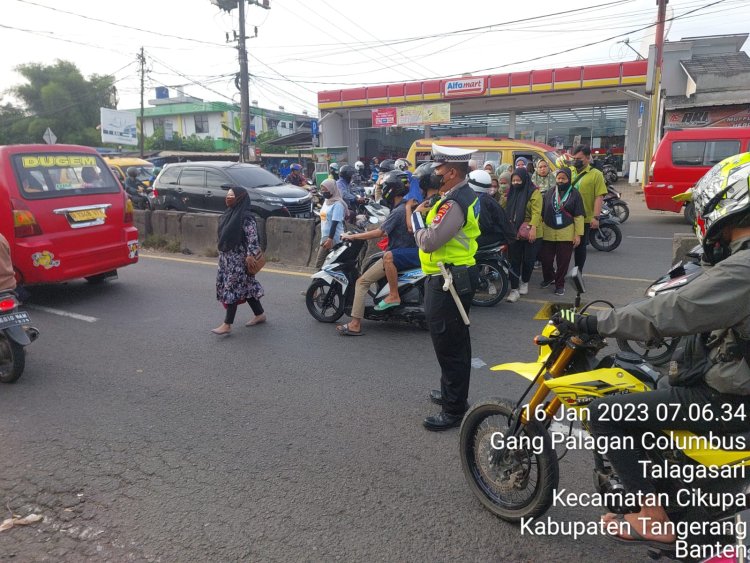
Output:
(560, 153), (750, 545)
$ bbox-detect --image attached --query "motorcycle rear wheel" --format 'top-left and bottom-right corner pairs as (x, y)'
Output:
(472, 261), (509, 307)
(616, 336), (680, 366)
(589, 224), (622, 252)
(0, 335), (25, 383)
(305, 279), (345, 323)
(460, 399), (559, 522)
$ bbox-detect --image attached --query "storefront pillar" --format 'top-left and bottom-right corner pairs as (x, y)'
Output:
(508, 111), (516, 138)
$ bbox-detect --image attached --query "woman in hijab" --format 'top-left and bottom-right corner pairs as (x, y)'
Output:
(212, 187), (266, 335)
(514, 156), (529, 170)
(502, 167), (542, 303)
(494, 170), (512, 206)
(531, 158), (555, 194)
(496, 163), (512, 176)
(314, 178), (347, 269)
(483, 161), (497, 175)
(538, 167), (585, 296)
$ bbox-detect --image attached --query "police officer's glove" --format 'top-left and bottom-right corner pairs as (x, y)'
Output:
(551, 308), (598, 335)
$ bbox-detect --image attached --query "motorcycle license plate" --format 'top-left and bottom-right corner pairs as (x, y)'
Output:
(0, 311), (30, 330)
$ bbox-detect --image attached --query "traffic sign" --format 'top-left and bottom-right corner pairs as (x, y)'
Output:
(42, 127), (57, 145)
(310, 119), (318, 137)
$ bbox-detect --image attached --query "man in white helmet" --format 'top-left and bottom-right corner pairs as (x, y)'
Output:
(468, 169), (515, 248)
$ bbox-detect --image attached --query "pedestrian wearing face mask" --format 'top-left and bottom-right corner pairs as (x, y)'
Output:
(494, 170), (512, 206)
(408, 144), (481, 431)
(503, 168), (542, 303)
(538, 168), (584, 296)
(212, 187), (266, 335)
(568, 144), (608, 272)
(315, 179), (347, 269)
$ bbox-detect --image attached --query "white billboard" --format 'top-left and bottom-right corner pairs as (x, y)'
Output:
(100, 108), (138, 146)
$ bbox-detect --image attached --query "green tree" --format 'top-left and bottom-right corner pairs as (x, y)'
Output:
(8, 59), (117, 145)
(255, 130), (291, 153)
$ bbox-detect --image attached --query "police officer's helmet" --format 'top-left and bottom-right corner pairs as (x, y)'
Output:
(339, 164), (355, 182)
(126, 167), (139, 178)
(413, 162), (442, 194)
(381, 171), (410, 204)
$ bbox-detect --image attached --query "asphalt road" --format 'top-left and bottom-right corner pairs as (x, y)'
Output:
(0, 187), (693, 562)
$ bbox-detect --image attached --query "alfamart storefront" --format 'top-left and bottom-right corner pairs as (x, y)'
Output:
(317, 60), (649, 173)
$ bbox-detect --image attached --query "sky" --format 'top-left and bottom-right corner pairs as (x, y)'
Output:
(1, 0), (750, 118)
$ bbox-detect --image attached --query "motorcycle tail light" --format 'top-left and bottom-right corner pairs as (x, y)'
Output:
(10, 198), (42, 237)
(0, 297), (17, 312)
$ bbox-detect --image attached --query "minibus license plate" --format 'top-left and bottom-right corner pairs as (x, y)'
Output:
(69, 209), (106, 222)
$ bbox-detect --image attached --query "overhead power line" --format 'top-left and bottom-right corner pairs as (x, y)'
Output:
(14, 0), (230, 48)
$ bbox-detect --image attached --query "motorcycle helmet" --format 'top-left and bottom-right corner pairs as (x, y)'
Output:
(290, 163), (302, 172)
(380, 170), (410, 207)
(126, 166), (138, 178)
(692, 152), (750, 264)
(394, 158), (412, 172)
(413, 162), (441, 195)
(355, 160), (364, 171)
(339, 164), (355, 183)
(378, 159), (395, 173)
(468, 169), (493, 193)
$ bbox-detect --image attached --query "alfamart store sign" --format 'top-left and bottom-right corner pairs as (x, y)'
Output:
(444, 77), (486, 97)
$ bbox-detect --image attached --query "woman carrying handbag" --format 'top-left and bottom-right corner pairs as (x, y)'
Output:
(212, 187), (266, 336)
(503, 167), (542, 303)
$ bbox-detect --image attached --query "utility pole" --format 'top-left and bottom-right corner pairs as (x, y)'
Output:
(214, 0), (269, 162)
(237, 0), (250, 162)
(642, 0), (668, 187)
(138, 47), (146, 158)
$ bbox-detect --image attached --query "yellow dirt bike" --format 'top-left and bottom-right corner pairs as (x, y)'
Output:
(459, 269), (750, 561)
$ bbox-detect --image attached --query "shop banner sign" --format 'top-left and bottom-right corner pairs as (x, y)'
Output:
(372, 107), (398, 127)
(397, 103), (451, 127)
(667, 105), (750, 128)
(100, 108), (138, 146)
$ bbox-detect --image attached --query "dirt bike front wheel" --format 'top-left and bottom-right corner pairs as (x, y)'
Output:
(459, 399), (559, 522)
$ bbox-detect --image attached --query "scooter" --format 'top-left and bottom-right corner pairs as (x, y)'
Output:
(472, 243), (511, 307)
(459, 268), (748, 563)
(616, 244), (703, 365)
(305, 237), (427, 329)
(588, 207), (623, 252)
(0, 289), (39, 384)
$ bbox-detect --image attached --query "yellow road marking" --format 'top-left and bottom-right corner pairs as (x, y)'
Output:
(139, 253), (312, 278)
(585, 273), (652, 283)
(523, 298), (612, 312)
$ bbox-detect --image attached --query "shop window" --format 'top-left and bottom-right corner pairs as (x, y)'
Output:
(194, 114), (209, 134)
(672, 141), (739, 166)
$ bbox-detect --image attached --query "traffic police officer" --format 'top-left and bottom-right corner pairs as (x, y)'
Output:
(406, 144), (481, 430)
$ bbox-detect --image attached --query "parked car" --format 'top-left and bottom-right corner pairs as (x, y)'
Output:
(152, 162), (313, 218)
(644, 127), (750, 223)
(0, 144), (139, 285)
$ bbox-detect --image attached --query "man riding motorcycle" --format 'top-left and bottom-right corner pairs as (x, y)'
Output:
(558, 153), (750, 546)
(284, 163), (307, 187)
(124, 166), (150, 209)
(335, 171), (419, 336)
